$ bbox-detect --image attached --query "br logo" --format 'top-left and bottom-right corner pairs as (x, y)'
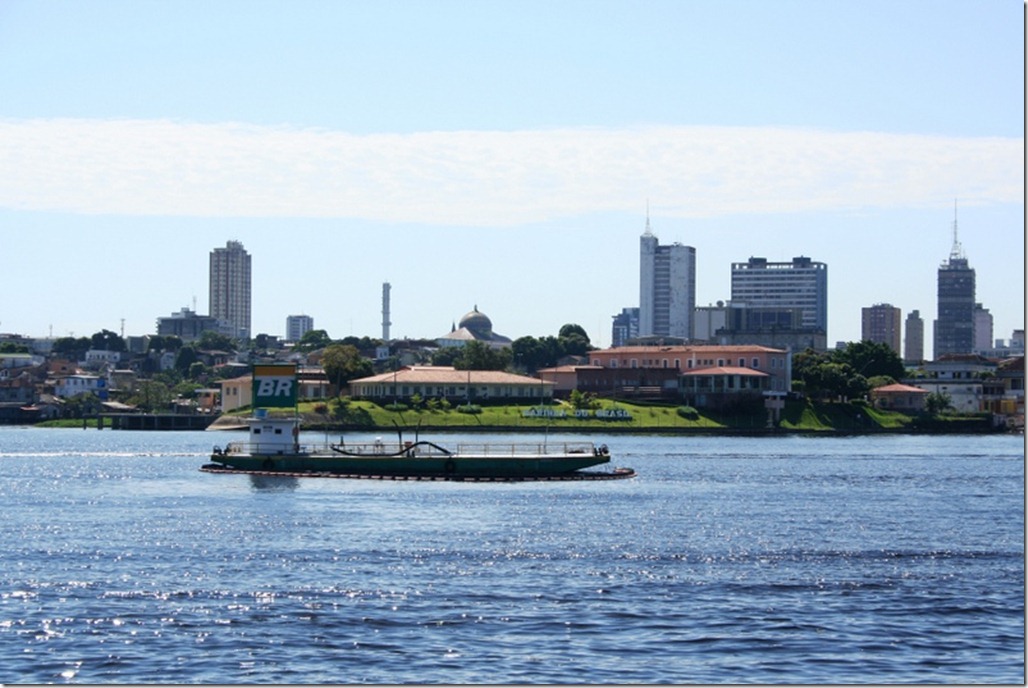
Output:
(256, 378), (293, 398)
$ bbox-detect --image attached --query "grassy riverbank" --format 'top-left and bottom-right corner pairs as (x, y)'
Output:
(265, 398), (996, 434)
(36, 397), (997, 434)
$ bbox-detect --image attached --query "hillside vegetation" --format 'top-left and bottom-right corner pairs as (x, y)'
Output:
(252, 397), (994, 434)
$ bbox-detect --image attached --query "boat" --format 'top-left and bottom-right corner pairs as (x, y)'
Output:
(201, 415), (633, 481)
(200, 365), (633, 481)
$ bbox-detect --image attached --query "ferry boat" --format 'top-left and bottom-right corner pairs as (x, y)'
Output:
(200, 364), (633, 481)
(201, 415), (632, 480)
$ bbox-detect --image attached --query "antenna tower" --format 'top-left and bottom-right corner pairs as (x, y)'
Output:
(382, 282), (392, 341)
(949, 198), (965, 261)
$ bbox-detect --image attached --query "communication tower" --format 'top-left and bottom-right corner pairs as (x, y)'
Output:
(382, 282), (392, 341)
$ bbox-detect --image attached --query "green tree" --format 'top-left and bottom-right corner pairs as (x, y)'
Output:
(925, 391), (952, 415)
(198, 330), (236, 352)
(453, 340), (511, 371)
(174, 346), (199, 374)
(512, 336), (546, 372)
(558, 323), (589, 340)
(52, 336), (91, 359)
(91, 329), (126, 352)
(321, 344), (373, 390)
(187, 361), (209, 382)
(867, 375), (898, 390)
(431, 347), (461, 367)
(296, 329), (333, 352)
(129, 380), (173, 413)
(833, 340), (905, 381)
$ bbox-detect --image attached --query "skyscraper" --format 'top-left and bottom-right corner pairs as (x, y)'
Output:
(638, 218), (696, 340)
(730, 256), (828, 333)
(209, 240), (252, 340)
(933, 211), (975, 358)
(861, 303), (902, 355)
(904, 310), (924, 364)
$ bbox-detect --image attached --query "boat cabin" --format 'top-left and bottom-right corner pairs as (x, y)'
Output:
(245, 414), (300, 455)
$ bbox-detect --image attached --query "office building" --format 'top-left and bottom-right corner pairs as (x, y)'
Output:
(611, 307), (639, 348)
(973, 303), (993, 353)
(639, 219), (696, 340)
(156, 307), (233, 343)
(209, 240), (252, 340)
(730, 256), (828, 333)
(904, 310), (925, 364)
(862, 303), (902, 355)
(286, 314), (313, 343)
(933, 216), (975, 358)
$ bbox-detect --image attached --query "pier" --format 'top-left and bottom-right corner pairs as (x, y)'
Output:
(84, 413), (218, 431)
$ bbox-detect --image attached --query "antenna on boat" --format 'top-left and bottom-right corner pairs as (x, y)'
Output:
(391, 419), (403, 448)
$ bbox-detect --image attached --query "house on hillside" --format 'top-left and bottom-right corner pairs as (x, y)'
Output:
(871, 383), (929, 412)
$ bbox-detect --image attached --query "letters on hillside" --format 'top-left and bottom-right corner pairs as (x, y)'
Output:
(253, 364), (297, 408)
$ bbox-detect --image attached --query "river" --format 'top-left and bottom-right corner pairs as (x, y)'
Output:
(0, 428), (1022, 683)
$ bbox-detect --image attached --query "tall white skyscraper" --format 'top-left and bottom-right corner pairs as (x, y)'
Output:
(638, 218), (696, 340)
(209, 240), (252, 340)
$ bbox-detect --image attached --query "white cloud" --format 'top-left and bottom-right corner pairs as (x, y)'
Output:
(0, 118), (1020, 224)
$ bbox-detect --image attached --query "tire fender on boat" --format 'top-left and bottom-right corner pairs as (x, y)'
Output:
(444, 459), (456, 474)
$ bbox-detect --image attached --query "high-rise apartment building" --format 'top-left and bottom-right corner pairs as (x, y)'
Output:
(730, 256), (828, 333)
(611, 307), (639, 348)
(904, 310), (924, 364)
(209, 240), (252, 340)
(638, 220), (696, 340)
(286, 314), (313, 343)
(973, 303), (993, 352)
(933, 215), (975, 358)
(861, 303), (902, 355)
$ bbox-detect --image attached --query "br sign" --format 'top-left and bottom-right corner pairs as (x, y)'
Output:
(253, 364), (297, 408)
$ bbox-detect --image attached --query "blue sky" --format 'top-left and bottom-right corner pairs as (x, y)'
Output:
(0, 0), (1022, 357)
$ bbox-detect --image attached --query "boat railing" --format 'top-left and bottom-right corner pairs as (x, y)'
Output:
(218, 439), (604, 458)
(453, 442), (600, 457)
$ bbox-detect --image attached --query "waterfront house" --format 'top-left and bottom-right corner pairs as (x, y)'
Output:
(870, 383), (929, 412)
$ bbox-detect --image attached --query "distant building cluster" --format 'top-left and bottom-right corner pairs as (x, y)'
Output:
(0, 210), (1022, 429)
(613, 207), (1014, 366)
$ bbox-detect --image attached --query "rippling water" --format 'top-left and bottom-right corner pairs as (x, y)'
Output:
(0, 428), (1022, 683)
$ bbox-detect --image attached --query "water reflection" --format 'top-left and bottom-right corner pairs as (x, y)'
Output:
(248, 474), (299, 492)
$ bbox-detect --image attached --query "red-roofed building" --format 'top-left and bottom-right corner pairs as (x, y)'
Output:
(870, 383), (929, 412)
(349, 366), (552, 404)
(679, 366), (772, 409)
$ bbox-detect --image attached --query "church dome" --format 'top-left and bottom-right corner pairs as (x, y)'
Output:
(458, 305), (493, 339)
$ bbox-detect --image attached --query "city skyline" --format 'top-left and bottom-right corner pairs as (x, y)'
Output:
(0, 1), (1021, 356)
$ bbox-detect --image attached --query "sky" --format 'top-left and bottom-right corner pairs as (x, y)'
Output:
(0, 0), (1022, 358)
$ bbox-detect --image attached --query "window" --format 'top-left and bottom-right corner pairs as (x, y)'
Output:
(752, 358), (760, 368)
(739, 358), (745, 367)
